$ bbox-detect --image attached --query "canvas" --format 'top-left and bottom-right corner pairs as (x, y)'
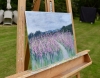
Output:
(25, 11), (76, 71)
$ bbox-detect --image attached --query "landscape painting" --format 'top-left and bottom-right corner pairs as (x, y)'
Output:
(25, 11), (76, 71)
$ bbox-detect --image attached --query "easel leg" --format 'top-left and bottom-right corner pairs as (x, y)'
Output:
(33, 0), (41, 11)
(17, 0), (26, 73)
(24, 0), (41, 71)
(66, 0), (80, 77)
(24, 42), (30, 70)
(76, 72), (80, 78)
(67, 72), (80, 78)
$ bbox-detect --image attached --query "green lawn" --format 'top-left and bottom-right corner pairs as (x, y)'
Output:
(0, 26), (16, 78)
(74, 18), (100, 78)
(0, 18), (100, 78)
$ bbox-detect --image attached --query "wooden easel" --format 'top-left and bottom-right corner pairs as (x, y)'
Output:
(6, 0), (92, 78)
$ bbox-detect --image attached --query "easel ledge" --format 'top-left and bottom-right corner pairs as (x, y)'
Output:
(6, 50), (92, 78)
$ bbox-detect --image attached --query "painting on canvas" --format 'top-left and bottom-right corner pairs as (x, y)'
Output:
(25, 11), (76, 71)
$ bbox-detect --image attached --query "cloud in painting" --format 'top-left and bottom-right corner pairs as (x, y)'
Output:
(25, 11), (72, 34)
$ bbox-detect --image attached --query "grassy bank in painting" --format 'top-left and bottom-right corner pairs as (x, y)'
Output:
(28, 26), (75, 70)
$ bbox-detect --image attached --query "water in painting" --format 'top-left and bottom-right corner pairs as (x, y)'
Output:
(25, 11), (76, 71)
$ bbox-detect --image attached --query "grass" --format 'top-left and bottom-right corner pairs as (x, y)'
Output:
(0, 18), (100, 78)
(74, 18), (100, 78)
(0, 26), (16, 78)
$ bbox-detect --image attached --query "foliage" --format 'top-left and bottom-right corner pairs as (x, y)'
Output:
(71, 0), (80, 16)
(72, 0), (100, 15)
(0, 0), (33, 10)
(0, 0), (6, 10)
(54, 0), (66, 12)
(26, 0), (33, 11)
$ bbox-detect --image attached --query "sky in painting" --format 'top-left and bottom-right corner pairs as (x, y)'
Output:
(25, 11), (72, 34)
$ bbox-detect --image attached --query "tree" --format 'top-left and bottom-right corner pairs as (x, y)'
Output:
(0, 0), (33, 10)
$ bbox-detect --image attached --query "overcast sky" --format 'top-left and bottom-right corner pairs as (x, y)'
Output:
(25, 11), (72, 35)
